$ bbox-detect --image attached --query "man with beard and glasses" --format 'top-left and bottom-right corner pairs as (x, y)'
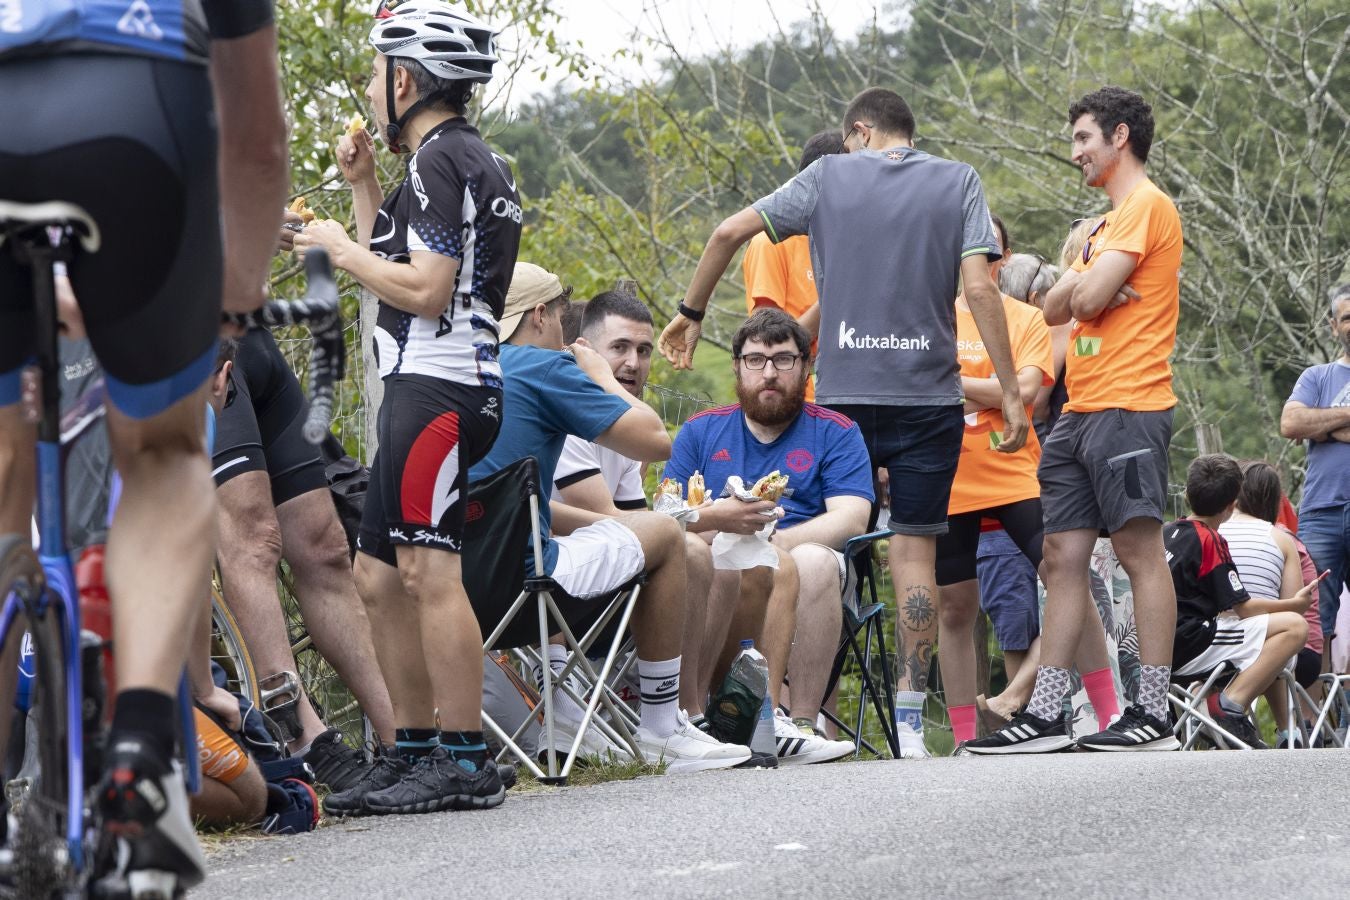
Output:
(665, 309), (870, 765)
(661, 87), (1027, 758)
(1281, 284), (1350, 673)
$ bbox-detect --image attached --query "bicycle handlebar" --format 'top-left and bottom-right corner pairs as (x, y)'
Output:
(221, 250), (345, 445)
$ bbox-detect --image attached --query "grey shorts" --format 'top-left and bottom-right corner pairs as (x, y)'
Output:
(1038, 408), (1173, 535)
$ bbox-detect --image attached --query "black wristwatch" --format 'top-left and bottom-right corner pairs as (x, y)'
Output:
(678, 302), (705, 322)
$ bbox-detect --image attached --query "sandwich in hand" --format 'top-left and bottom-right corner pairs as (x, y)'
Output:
(687, 471), (707, 506)
(287, 196), (317, 225)
(657, 477), (683, 501)
(751, 470), (789, 503)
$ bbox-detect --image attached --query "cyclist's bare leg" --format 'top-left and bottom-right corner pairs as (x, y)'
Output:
(105, 384), (215, 695)
(276, 487), (395, 744)
(216, 470), (326, 749)
(394, 545), (481, 730)
(0, 404), (34, 758)
(353, 552), (434, 730)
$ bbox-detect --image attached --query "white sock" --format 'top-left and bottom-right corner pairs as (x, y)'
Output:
(534, 644), (587, 723)
(637, 656), (681, 736)
(895, 690), (925, 733)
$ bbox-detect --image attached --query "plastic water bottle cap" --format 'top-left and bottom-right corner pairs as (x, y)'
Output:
(740, 639), (754, 649)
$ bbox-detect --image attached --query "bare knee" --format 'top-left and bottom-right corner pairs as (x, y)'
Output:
(1269, 611), (1308, 644)
(684, 531), (712, 573)
(622, 511), (685, 567)
(938, 581), (979, 631)
(278, 490), (352, 572)
(354, 552), (400, 607)
(218, 478), (283, 571)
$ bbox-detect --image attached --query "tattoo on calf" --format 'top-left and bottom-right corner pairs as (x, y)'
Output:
(907, 638), (934, 692)
(902, 585), (935, 630)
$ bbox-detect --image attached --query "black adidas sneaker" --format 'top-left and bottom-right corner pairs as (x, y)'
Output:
(1076, 704), (1180, 752)
(962, 709), (1073, 755)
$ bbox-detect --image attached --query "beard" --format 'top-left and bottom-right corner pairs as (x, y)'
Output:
(736, 372), (808, 427)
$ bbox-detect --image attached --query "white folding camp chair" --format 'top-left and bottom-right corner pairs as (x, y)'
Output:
(462, 456), (644, 784)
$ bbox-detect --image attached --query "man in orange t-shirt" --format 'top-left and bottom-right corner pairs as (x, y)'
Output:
(935, 214), (1056, 746)
(742, 131), (845, 401)
(967, 86), (1184, 756)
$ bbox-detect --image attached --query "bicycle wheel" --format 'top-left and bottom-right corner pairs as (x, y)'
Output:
(0, 536), (72, 897)
(278, 566), (368, 748)
(210, 582), (260, 708)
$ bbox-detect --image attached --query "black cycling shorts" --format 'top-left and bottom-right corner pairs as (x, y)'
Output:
(0, 55), (220, 418)
(357, 375), (502, 563)
(212, 329), (328, 506)
(936, 497), (1044, 586)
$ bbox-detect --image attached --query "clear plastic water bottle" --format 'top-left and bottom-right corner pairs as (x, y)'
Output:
(710, 639), (771, 750)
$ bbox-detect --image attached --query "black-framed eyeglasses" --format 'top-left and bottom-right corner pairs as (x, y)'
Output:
(736, 352), (804, 371)
(843, 122), (875, 146)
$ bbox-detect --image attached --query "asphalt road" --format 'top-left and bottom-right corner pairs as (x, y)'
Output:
(200, 750), (1350, 899)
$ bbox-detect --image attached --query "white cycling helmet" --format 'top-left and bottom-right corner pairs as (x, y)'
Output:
(368, 1), (501, 152)
(370, 1), (499, 83)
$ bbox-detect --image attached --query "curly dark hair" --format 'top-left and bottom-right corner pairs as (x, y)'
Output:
(1068, 86), (1154, 164)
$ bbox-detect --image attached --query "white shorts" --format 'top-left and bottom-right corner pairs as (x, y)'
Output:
(551, 518), (645, 600)
(1174, 614), (1270, 679)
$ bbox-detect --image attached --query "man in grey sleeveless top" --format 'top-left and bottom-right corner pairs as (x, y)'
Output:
(660, 88), (1028, 757)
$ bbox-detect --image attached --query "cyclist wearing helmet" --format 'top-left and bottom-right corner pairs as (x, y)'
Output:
(0, 0), (286, 892)
(293, 0), (522, 816)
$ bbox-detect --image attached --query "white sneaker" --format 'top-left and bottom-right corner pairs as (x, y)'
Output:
(896, 722), (931, 759)
(773, 711), (854, 765)
(634, 710), (751, 773)
(537, 713), (632, 763)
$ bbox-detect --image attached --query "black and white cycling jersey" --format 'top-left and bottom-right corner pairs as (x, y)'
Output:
(369, 116), (521, 388)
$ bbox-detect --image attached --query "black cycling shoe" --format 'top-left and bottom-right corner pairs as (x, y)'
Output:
(363, 747), (506, 815)
(322, 749), (410, 817)
(304, 728), (370, 792)
(1076, 704), (1180, 752)
(96, 734), (207, 894)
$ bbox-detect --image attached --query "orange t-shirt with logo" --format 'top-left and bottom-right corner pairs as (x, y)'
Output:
(743, 232), (817, 400)
(948, 295), (1053, 515)
(1065, 178), (1182, 413)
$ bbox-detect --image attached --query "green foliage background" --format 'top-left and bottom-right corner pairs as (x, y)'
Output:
(275, 0), (1348, 499)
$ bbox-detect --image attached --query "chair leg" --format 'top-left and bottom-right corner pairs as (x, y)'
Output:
(870, 617), (901, 756)
(482, 710), (547, 780)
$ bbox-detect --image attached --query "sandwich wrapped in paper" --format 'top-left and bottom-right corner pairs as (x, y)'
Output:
(652, 475), (700, 525)
(710, 473), (789, 570)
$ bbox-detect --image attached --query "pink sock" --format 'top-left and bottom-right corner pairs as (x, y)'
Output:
(1082, 668), (1120, 725)
(949, 704), (977, 744)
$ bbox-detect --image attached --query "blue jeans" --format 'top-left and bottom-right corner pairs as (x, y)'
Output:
(1298, 504), (1350, 637)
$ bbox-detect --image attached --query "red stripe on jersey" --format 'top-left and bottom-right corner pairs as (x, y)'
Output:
(1190, 519), (1233, 578)
(400, 411), (462, 526)
(803, 403), (855, 429)
(687, 404), (741, 423)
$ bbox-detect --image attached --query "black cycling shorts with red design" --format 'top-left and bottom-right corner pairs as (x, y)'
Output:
(357, 375), (501, 563)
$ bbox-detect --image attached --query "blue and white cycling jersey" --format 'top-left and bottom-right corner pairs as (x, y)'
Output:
(0, 0), (271, 65)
